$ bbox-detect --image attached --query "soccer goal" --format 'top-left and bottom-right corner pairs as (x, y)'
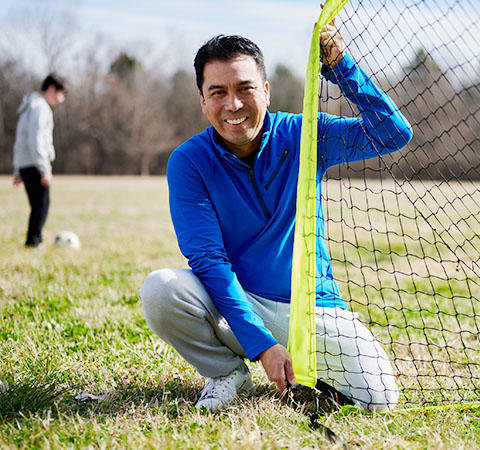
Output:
(290, 0), (480, 407)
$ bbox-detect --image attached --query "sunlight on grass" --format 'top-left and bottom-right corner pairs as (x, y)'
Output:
(325, 178), (480, 406)
(1, 175), (480, 448)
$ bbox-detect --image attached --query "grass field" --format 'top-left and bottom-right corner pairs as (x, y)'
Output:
(1, 175), (480, 449)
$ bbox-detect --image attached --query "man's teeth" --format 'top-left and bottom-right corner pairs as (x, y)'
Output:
(226, 117), (247, 125)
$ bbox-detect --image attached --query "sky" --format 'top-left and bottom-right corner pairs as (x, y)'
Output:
(1, 0), (321, 76)
(1, 0), (479, 85)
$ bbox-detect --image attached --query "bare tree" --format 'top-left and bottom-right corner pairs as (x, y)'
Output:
(0, 59), (39, 174)
(166, 70), (208, 142)
(1, 1), (78, 73)
(269, 64), (304, 113)
(99, 51), (176, 175)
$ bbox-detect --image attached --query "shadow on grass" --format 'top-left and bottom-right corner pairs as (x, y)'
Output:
(66, 377), (200, 420)
(0, 376), (200, 423)
(0, 377), (69, 421)
(0, 374), (343, 425)
(61, 379), (286, 422)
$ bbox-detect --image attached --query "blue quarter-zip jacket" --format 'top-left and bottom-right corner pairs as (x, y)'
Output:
(167, 53), (413, 361)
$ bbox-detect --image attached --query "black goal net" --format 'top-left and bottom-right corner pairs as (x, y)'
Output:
(320, 0), (480, 405)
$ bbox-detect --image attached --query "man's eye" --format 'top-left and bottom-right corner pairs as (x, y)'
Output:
(211, 91), (224, 97)
(241, 86), (254, 92)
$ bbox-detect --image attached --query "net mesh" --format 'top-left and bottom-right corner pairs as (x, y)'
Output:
(319, 0), (480, 405)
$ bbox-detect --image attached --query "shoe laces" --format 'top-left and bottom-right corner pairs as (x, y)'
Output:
(200, 373), (238, 400)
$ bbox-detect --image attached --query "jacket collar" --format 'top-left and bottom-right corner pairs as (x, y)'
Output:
(208, 111), (272, 165)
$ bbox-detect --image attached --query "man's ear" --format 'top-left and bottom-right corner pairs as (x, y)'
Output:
(199, 90), (207, 115)
(264, 81), (271, 107)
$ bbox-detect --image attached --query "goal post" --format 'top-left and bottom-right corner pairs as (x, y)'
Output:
(288, 0), (349, 390)
(289, 0), (480, 406)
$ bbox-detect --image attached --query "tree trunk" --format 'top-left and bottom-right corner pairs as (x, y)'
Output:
(140, 153), (150, 176)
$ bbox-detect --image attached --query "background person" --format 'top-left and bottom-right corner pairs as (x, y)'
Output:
(139, 22), (412, 412)
(12, 74), (67, 248)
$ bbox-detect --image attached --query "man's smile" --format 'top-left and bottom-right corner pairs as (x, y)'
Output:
(225, 116), (248, 125)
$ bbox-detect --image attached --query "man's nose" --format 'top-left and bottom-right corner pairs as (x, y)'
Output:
(225, 93), (243, 111)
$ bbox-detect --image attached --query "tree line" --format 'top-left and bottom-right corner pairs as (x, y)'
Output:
(1, 42), (479, 180)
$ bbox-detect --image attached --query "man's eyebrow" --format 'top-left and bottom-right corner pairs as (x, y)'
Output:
(207, 84), (225, 92)
(207, 80), (255, 92)
(237, 80), (255, 86)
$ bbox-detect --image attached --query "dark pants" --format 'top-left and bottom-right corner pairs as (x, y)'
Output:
(19, 166), (50, 246)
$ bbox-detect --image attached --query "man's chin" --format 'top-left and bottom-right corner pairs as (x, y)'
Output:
(214, 125), (263, 154)
(219, 132), (250, 147)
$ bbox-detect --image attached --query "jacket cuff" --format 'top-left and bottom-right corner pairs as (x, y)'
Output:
(321, 52), (356, 84)
(247, 334), (278, 362)
(36, 165), (51, 176)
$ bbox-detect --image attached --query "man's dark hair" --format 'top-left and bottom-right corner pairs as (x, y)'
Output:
(194, 35), (267, 93)
(41, 73), (67, 92)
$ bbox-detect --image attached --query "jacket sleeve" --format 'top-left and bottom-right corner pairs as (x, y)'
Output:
(318, 52), (413, 168)
(27, 103), (54, 175)
(167, 150), (278, 361)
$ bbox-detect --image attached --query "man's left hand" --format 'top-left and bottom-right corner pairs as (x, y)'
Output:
(317, 16), (346, 69)
(40, 173), (52, 187)
(13, 176), (23, 187)
(259, 344), (296, 392)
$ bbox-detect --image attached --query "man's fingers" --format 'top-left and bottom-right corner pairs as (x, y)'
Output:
(259, 344), (295, 392)
(285, 360), (296, 386)
(272, 362), (287, 391)
(275, 361), (295, 392)
(320, 27), (334, 45)
(276, 372), (287, 392)
(321, 24), (337, 39)
(267, 362), (289, 392)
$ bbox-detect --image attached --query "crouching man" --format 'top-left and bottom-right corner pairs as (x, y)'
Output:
(139, 22), (412, 411)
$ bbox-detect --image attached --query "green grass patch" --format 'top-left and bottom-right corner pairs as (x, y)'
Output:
(1, 175), (480, 448)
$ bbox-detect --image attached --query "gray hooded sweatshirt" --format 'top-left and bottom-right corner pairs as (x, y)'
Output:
(13, 92), (55, 176)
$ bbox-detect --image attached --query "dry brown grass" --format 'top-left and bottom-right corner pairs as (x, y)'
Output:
(1, 175), (479, 448)
(324, 177), (480, 405)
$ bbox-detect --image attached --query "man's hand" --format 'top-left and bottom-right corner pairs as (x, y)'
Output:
(259, 344), (296, 392)
(40, 173), (52, 187)
(317, 4), (346, 69)
(13, 176), (23, 187)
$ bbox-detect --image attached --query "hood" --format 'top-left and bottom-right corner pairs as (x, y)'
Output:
(17, 92), (44, 115)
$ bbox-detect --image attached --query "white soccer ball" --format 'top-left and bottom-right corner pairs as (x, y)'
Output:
(54, 231), (81, 250)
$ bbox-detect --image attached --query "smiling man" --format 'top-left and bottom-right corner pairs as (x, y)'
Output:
(139, 25), (412, 411)
(200, 54), (269, 161)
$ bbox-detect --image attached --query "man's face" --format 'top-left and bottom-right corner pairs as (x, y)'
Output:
(44, 86), (66, 107)
(199, 55), (270, 158)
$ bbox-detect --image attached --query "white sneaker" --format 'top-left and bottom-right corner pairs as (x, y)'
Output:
(195, 363), (255, 410)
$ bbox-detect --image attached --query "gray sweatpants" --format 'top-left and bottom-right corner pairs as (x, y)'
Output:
(139, 268), (399, 411)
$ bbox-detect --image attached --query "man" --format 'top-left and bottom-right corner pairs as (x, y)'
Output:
(139, 21), (412, 412)
(13, 73), (67, 248)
